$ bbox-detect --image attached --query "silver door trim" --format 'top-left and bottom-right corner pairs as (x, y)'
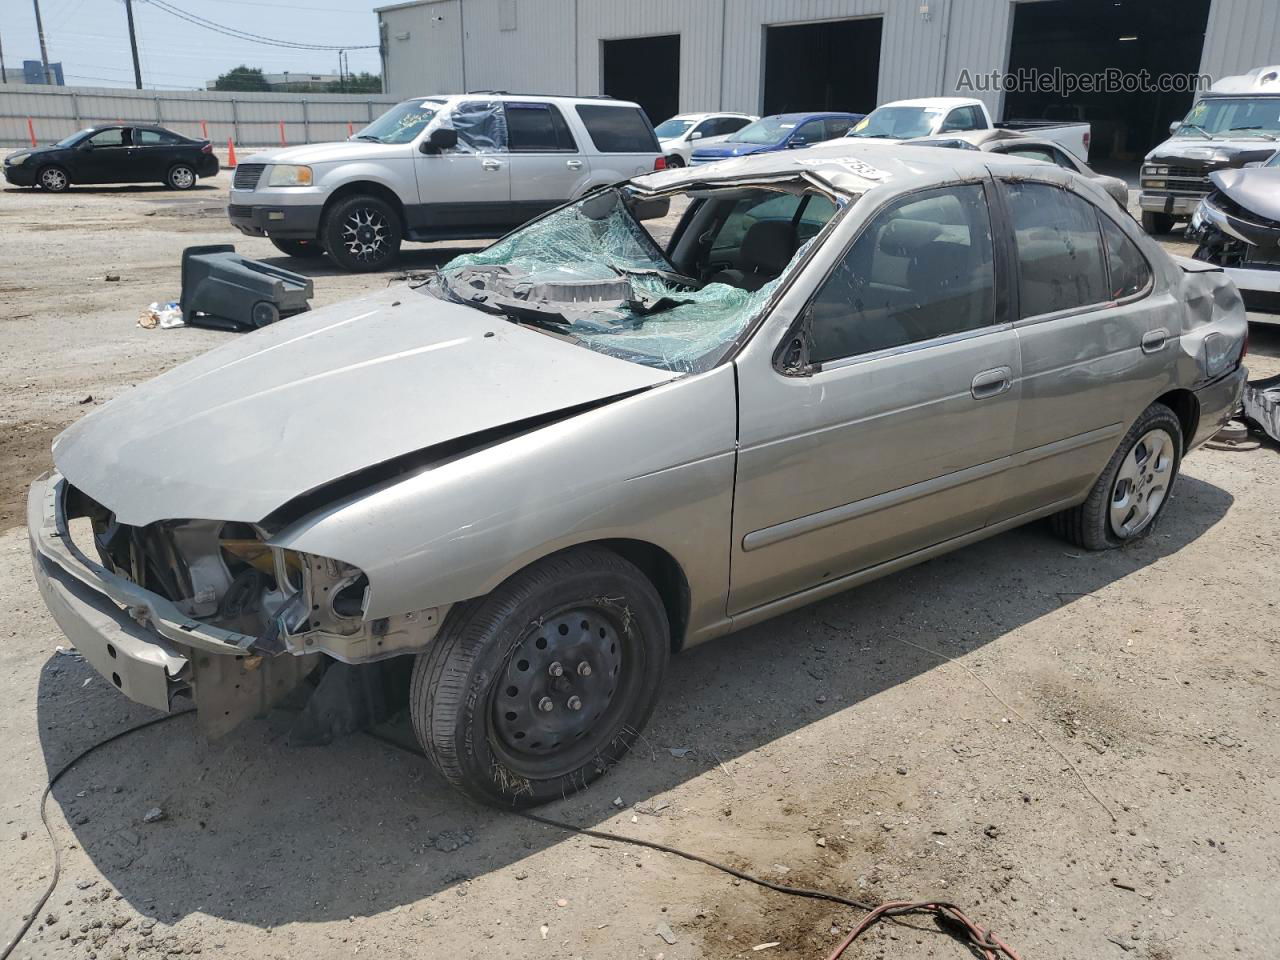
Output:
(741, 420), (1124, 553)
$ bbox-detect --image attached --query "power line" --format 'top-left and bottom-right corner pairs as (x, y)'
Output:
(139, 0), (378, 51)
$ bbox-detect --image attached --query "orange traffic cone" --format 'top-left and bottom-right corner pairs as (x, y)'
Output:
(227, 138), (238, 169)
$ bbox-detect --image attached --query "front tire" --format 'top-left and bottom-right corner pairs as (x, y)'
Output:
(166, 163), (196, 190)
(321, 194), (402, 272)
(37, 166), (69, 192)
(665, 154), (685, 168)
(270, 237), (326, 259)
(1141, 211), (1176, 235)
(410, 546), (670, 807)
(1052, 403), (1182, 550)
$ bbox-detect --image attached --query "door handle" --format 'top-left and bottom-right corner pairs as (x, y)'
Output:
(970, 366), (1013, 400)
(481, 159), (503, 171)
(566, 159), (583, 169)
(1141, 329), (1168, 353)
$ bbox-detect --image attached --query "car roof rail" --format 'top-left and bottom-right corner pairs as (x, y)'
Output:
(464, 90), (617, 101)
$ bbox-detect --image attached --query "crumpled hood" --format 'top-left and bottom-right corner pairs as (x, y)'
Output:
(241, 140), (414, 166)
(1210, 167), (1280, 222)
(692, 141), (774, 159)
(54, 287), (676, 527)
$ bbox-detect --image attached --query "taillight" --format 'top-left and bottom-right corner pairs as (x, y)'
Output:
(1083, 131), (1091, 152)
(201, 142), (213, 154)
(653, 156), (667, 171)
(1240, 326), (1249, 365)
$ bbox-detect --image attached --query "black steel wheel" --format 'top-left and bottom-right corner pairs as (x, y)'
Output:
(666, 154), (685, 168)
(1141, 211), (1176, 235)
(322, 193), (402, 272)
(410, 546), (670, 807)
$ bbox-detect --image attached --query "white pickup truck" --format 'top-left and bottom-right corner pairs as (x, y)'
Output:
(842, 97), (1092, 162)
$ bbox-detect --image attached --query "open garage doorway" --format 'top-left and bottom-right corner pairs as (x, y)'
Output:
(602, 34), (680, 126)
(763, 17), (882, 116)
(1005, 0), (1211, 163)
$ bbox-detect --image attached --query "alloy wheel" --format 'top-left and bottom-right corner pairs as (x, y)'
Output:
(170, 166), (195, 189)
(340, 206), (390, 263)
(1109, 429), (1173, 538)
(40, 168), (67, 191)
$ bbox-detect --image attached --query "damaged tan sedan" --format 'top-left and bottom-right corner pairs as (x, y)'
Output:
(29, 144), (1247, 806)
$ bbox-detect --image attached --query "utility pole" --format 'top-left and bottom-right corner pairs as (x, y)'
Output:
(0, 30), (8, 84)
(32, 0), (53, 85)
(123, 0), (143, 89)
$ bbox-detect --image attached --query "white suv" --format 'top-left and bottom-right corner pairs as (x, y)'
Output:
(228, 94), (665, 271)
(654, 112), (757, 167)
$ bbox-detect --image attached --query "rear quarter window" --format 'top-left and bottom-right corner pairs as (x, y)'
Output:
(574, 104), (660, 153)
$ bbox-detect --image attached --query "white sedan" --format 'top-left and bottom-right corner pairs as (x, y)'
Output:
(655, 112), (756, 167)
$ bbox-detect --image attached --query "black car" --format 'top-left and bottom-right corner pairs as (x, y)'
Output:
(3, 124), (219, 192)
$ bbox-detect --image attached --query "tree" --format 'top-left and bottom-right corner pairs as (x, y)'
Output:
(213, 65), (270, 92)
(328, 72), (382, 94)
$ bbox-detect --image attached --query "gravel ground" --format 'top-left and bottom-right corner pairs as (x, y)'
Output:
(1, 168), (1278, 960)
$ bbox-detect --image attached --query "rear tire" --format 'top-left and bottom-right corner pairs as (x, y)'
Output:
(410, 546), (670, 807)
(37, 166), (69, 192)
(1052, 403), (1182, 551)
(166, 163), (196, 190)
(321, 194), (402, 272)
(1141, 211), (1176, 235)
(665, 154), (685, 168)
(270, 237), (326, 259)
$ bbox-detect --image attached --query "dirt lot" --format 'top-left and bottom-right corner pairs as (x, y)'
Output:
(1, 168), (1278, 960)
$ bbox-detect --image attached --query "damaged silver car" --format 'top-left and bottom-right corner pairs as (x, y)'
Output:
(29, 143), (1247, 806)
(1189, 150), (1280, 325)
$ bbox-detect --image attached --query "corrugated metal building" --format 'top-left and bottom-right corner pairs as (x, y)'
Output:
(376, 0), (1280, 161)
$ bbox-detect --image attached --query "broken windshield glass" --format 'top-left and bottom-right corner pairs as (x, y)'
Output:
(431, 183), (841, 373)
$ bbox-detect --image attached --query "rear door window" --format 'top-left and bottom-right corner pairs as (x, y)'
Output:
(940, 105), (984, 132)
(1100, 215), (1153, 300)
(806, 184), (997, 364)
(721, 116), (752, 136)
(574, 104), (660, 153)
(506, 102), (576, 152)
(136, 129), (182, 145)
(1004, 182), (1108, 318)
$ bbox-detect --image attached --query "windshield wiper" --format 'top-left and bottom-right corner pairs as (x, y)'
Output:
(1228, 126), (1278, 140)
(1176, 122), (1213, 140)
(354, 134), (383, 142)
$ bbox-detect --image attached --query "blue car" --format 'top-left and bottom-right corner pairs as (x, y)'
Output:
(689, 112), (865, 165)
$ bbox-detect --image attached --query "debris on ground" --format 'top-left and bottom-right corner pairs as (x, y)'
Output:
(141, 806), (166, 823)
(137, 301), (184, 329)
(655, 921), (677, 945)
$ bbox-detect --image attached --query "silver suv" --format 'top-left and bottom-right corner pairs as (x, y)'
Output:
(228, 94), (664, 271)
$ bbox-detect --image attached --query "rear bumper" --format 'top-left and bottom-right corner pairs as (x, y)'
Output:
(27, 473), (256, 712)
(198, 155), (221, 177)
(1189, 366), (1247, 450)
(227, 202), (323, 239)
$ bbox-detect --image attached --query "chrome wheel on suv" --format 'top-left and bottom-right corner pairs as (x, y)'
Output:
(322, 194), (403, 272)
(167, 164), (196, 190)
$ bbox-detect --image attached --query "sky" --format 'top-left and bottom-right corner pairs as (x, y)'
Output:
(2, 0), (383, 90)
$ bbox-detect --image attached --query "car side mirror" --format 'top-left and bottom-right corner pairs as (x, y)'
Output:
(690, 130), (703, 140)
(420, 127), (458, 154)
(1169, 120), (1182, 135)
(78, 141), (94, 151)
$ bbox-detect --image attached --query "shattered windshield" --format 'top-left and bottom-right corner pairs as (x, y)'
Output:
(848, 106), (940, 140)
(431, 184), (842, 374)
(1176, 97), (1280, 139)
(354, 98), (443, 144)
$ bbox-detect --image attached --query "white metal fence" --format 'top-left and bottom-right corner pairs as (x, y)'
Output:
(0, 83), (399, 147)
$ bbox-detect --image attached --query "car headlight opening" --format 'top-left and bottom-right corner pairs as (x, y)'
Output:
(267, 164), (313, 187)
